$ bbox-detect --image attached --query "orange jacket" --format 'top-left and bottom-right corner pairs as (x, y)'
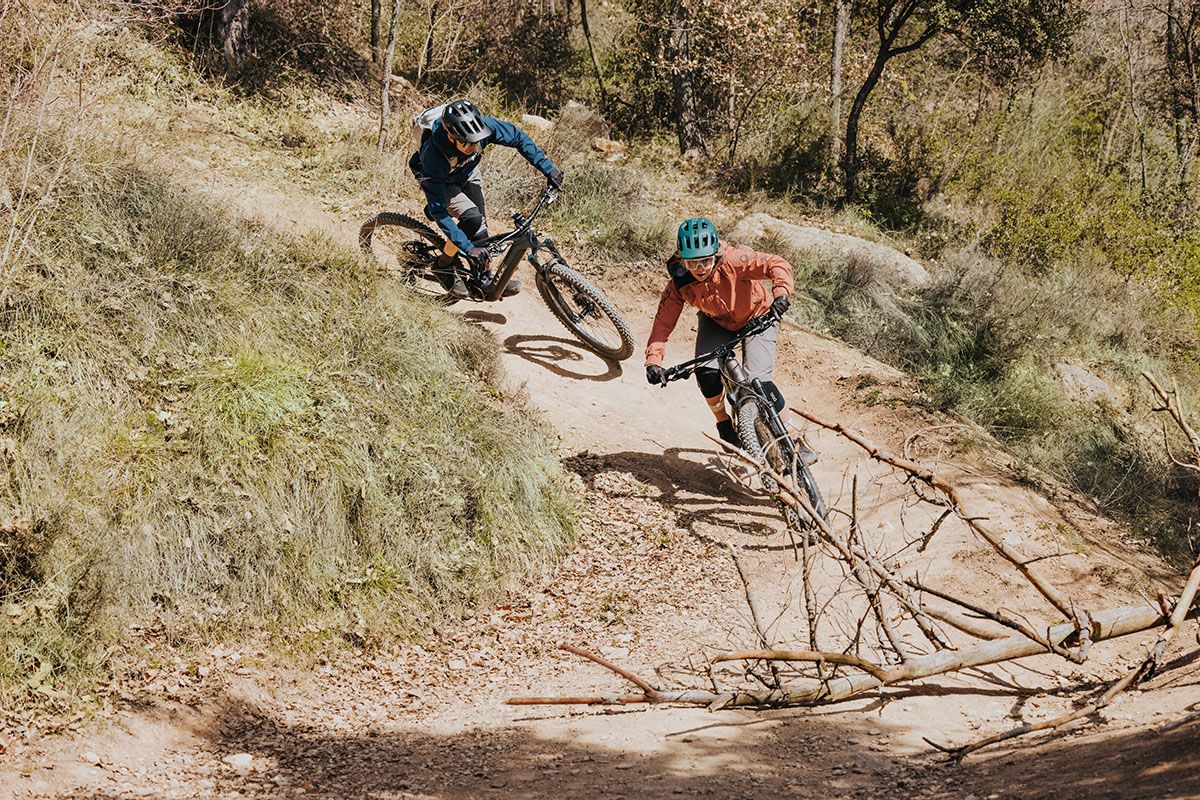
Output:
(644, 242), (794, 366)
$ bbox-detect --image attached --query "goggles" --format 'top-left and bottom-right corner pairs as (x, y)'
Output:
(682, 255), (717, 274)
(446, 132), (482, 155)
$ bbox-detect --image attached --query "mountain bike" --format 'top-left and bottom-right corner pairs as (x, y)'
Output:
(657, 312), (828, 530)
(359, 188), (635, 362)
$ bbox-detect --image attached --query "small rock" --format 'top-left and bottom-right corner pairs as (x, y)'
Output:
(221, 752), (254, 776)
(557, 100), (610, 139)
(868, 728), (882, 736)
(591, 137), (627, 162)
(81, 751), (102, 766)
(521, 113), (555, 133)
(448, 658), (467, 670)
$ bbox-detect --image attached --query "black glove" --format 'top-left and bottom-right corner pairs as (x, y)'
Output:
(646, 364), (667, 386)
(466, 246), (491, 272)
(769, 294), (790, 319)
(547, 167), (565, 191)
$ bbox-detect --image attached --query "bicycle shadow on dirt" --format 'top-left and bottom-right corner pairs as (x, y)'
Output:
(564, 447), (798, 551)
(463, 310), (509, 325)
(503, 334), (623, 382)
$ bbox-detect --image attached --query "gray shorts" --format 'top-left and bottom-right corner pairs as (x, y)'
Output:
(443, 166), (488, 241)
(695, 312), (777, 382)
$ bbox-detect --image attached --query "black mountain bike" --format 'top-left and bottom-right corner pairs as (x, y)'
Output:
(658, 312), (828, 529)
(359, 188), (635, 362)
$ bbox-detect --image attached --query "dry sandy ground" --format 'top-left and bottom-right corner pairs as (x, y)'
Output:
(1, 123), (1198, 799)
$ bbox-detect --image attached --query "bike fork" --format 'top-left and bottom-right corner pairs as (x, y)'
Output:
(749, 377), (797, 465)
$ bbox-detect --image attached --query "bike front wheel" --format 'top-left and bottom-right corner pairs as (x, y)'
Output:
(735, 398), (828, 529)
(535, 260), (635, 361)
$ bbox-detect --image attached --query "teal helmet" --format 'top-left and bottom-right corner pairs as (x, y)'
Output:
(677, 218), (719, 259)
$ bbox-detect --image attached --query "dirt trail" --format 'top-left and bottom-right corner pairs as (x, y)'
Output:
(2, 116), (1199, 799)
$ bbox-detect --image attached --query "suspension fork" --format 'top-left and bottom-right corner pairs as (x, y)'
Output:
(749, 376), (796, 464)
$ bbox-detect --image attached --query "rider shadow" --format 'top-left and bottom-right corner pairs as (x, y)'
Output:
(564, 447), (796, 551)
(503, 334), (623, 382)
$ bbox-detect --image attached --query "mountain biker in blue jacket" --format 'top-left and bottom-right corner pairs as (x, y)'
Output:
(411, 99), (565, 299)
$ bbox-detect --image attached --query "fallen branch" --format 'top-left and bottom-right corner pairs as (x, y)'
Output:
(711, 649), (890, 681)
(728, 543), (783, 689)
(792, 408), (1078, 623)
(507, 604), (1188, 709)
(1144, 371), (1200, 473)
(707, 432), (959, 651)
(933, 555), (1200, 759)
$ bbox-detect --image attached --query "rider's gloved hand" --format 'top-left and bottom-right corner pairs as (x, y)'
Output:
(769, 294), (790, 319)
(645, 364), (667, 386)
(467, 246), (491, 273)
(547, 167), (565, 191)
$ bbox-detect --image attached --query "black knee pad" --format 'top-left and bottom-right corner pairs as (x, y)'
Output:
(762, 380), (786, 413)
(695, 367), (723, 399)
(458, 208), (487, 242)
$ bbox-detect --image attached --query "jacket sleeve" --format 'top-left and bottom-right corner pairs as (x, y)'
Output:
(420, 178), (474, 254)
(484, 116), (555, 176)
(645, 283), (686, 366)
(735, 245), (794, 299)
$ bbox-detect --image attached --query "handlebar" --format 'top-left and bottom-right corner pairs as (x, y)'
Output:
(485, 187), (558, 254)
(656, 312), (781, 386)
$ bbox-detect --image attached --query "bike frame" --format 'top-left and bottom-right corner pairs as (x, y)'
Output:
(464, 189), (558, 302)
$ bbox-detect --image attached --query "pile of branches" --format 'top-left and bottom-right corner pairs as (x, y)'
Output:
(509, 374), (1200, 760)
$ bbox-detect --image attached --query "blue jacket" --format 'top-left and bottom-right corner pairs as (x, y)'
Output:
(416, 115), (555, 253)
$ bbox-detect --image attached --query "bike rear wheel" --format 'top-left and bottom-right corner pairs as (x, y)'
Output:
(359, 212), (462, 306)
(535, 260), (635, 361)
(735, 398), (828, 529)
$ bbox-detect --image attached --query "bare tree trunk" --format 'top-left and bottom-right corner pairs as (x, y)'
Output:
(370, 0), (382, 64)
(1165, 0), (1200, 209)
(378, 0), (401, 155)
(668, 0), (705, 155)
(828, 0), (850, 173)
(417, 0), (441, 87)
(844, 54), (886, 201)
(216, 0), (250, 73)
(841, 0), (936, 201)
(579, 0), (608, 111)
(1120, 0), (1149, 197)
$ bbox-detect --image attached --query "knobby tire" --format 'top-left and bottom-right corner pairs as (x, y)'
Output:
(735, 399), (827, 531)
(359, 212), (459, 306)
(535, 260), (635, 361)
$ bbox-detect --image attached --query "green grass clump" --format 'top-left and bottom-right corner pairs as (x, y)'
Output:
(0, 140), (575, 710)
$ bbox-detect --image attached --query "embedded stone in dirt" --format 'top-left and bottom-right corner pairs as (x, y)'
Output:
(221, 752), (254, 775)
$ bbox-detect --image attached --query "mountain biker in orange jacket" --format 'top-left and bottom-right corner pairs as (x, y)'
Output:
(645, 218), (797, 449)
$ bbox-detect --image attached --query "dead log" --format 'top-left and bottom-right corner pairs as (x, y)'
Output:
(507, 604), (1188, 709)
(934, 555), (1200, 759)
